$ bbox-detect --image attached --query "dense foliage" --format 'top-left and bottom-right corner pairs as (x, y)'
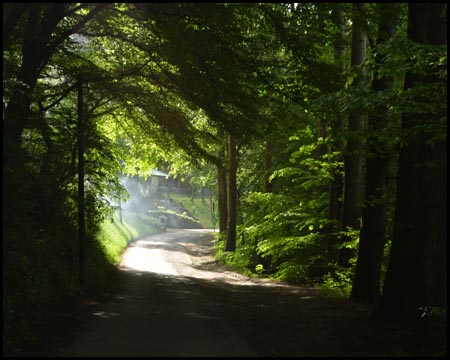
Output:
(3, 3), (446, 356)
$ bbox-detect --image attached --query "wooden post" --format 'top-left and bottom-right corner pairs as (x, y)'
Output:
(77, 74), (86, 290)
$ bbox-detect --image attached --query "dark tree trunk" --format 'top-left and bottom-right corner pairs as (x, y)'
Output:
(3, 4), (67, 167)
(378, 3), (447, 319)
(225, 134), (237, 252)
(331, 4), (347, 74)
(3, 4), (29, 51)
(217, 146), (228, 234)
(4, 4), (107, 168)
(338, 3), (366, 267)
(351, 3), (400, 303)
(326, 4), (346, 262)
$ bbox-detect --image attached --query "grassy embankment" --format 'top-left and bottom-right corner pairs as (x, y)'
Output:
(167, 193), (216, 229)
(5, 194), (215, 355)
(92, 193), (215, 284)
(3, 211), (159, 356)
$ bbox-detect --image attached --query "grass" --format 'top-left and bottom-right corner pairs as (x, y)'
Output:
(85, 211), (161, 295)
(211, 234), (258, 278)
(97, 215), (137, 263)
(95, 196), (213, 269)
(96, 211), (160, 264)
(121, 212), (159, 240)
(5, 195), (212, 356)
(167, 193), (216, 228)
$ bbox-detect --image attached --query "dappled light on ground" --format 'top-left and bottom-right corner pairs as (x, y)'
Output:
(118, 228), (315, 294)
(56, 228), (417, 358)
(120, 243), (178, 275)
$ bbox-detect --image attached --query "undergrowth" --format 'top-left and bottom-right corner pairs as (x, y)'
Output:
(3, 211), (158, 356)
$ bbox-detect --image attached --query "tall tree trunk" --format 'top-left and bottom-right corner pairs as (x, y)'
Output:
(378, 3), (447, 319)
(326, 4), (346, 261)
(332, 4), (347, 75)
(225, 134), (237, 252)
(351, 3), (400, 303)
(338, 3), (366, 267)
(217, 146), (228, 234)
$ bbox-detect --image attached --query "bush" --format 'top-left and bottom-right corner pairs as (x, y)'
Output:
(317, 265), (355, 299)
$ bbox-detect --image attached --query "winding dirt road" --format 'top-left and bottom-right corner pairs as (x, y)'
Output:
(59, 229), (257, 357)
(56, 229), (417, 357)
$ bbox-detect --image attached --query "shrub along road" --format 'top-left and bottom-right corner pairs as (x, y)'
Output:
(49, 229), (422, 356)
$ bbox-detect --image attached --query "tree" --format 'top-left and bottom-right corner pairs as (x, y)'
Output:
(326, 3), (347, 262)
(4, 4), (446, 353)
(137, 4), (274, 248)
(351, 3), (401, 303)
(377, 3), (447, 319)
(3, 4), (108, 167)
(225, 134), (238, 251)
(217, 141), (228, 234)
(338, 3), (367, 267)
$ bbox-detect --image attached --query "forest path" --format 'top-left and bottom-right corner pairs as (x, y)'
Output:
(55, 229), (409, 357)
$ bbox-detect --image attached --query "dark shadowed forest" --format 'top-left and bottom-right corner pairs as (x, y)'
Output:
(3, 3), (446, 356)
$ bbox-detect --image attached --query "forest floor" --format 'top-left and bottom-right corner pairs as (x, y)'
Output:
(12, 229), (446, 357)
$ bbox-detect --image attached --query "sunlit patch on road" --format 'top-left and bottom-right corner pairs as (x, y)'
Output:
(118, 229), (315, 294)
(59, 229), (324, 357)
(120, 244), (178, 275)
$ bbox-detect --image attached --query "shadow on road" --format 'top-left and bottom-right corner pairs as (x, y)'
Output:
(112, 229), (416, 357)
(51, 229), (432, 357)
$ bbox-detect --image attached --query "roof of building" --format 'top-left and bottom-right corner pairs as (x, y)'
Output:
(151, 169), (169, 177)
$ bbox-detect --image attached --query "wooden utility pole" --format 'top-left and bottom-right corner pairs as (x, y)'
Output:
(77, 74), (86, 290)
